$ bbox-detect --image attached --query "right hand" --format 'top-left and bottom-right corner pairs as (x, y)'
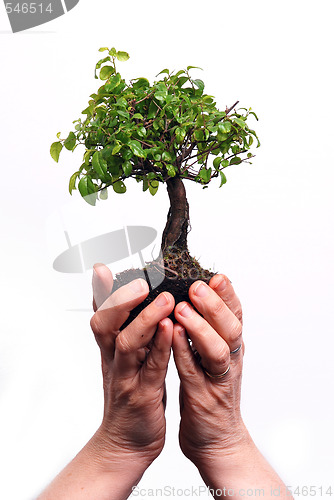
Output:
(172, 274), (248, 468)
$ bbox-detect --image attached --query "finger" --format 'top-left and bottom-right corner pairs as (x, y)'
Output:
(92, 263), (114, 311)
(90, 278), (149, 359)
(141, 318), (173, 390)
(209, 274), (243, 324)
(188, 281), (243, 353)
(172, 323), (204, 390)
(114, 292), (175, 377)
(174, 303), (230, 377)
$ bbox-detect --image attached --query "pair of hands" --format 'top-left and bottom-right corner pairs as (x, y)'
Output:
(90, 264), (246, 476)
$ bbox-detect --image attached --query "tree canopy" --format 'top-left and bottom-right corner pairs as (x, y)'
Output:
(51, 47), (260, 206)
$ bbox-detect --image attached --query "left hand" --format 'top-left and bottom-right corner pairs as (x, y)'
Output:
(90, 264), (175, 471)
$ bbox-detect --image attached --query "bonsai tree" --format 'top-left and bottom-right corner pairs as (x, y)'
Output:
(50, 47), (260, 322)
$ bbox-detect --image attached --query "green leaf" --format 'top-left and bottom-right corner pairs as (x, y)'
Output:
(167, 165), (176, 177)
(229, 157), (242, 165)
(142, 178), (149, 191)
(156, 68), (170, 77)
(128, 140), (146, 158)
(162, 151), (172, 162)
(64, 131), (76, 151)
(100, 66), (114, 80)
(233, 117), (246, 129)
(132, 113), (144, 120)
(92, 151), (108, 178)
(175, 127), (186, 143)
(113, 180), (126, 193)
(187, 65), (203, 71)
(116, 51), (130, 61)
(69, 171), (80, 194)
(122, 161), (133, 176)
(50, 141), (63, 162)
(218, 121), (232, 134)
(213, 157), (221, 170)
(99, 47), (109, 52)
(148, 100), (159, 119)
(148, 180), (159, 196)
(199, 168), (211, 183)
(78, 176), (97, 205)
(221, 159), (229, 168)
(193, 79), (204, 92)
(219, 171), (227, 187)
(99, 188), (108, 200)
(105, 73), (121, 91)
(112, 142), (122, 155)
(109, 47), (117, 57)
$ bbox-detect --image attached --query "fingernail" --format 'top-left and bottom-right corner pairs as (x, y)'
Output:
(178, 303), (193, 318)
(194, 282), (208, 297)
(129, 279), (145, 294)
(215, 277), (227, 292)
(155, 292), (169, 307)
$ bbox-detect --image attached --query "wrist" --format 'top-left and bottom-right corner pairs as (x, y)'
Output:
(86, 428), (153, 479)
(181, 420), (251, 472)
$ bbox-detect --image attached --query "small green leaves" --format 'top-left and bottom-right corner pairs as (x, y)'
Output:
(113, 180), (126, 193)
(51, 47), (259, 208)
(219, 171), (227, 187)
(64, 131), (76, 151)
(100, 66), (115, 80)
(50, 141), (63, 162)
(128, 140), (146, 158)
(116, 51), (130, 61)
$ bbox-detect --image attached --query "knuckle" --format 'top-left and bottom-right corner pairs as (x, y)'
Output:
(234, 305), (243, 323)
(230, 318), (243, 342)
(137, 306), (151, 328)
(210, 298), (225, 319)
(90, 312), (104, 337)
(115, 332), (132, 354)
(215, 345), (230, 366)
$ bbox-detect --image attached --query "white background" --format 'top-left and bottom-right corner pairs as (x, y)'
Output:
(1, 1), (334, 498)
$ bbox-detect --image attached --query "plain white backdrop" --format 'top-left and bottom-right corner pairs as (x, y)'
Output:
(1, 1), (334, 498)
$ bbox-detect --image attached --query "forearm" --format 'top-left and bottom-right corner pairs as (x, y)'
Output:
(37, 432), (148, 500)
(195, 431), (292, 499)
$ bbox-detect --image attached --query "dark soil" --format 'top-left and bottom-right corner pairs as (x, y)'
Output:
(112, 249), (216, 329)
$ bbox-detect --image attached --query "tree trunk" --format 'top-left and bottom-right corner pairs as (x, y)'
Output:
(161, 176), (189, 254)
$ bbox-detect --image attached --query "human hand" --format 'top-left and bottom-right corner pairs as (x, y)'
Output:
(172, 274), (246, 467)
(90, 264), (175, 472)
